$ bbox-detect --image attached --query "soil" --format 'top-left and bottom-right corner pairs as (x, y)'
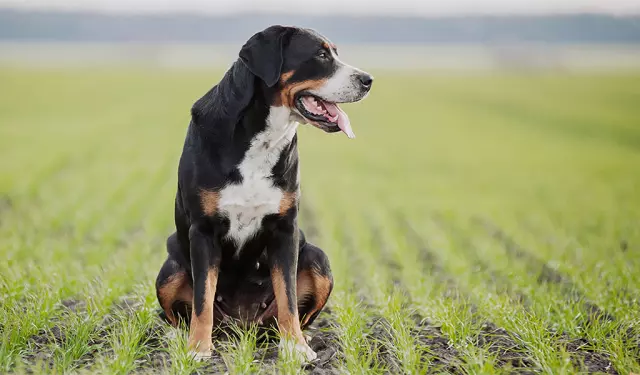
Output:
(562, 335), (617, 374)
(410, 314), (463, 374)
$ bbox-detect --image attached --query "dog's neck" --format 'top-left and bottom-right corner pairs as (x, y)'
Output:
(262, 106), (299, 148)
(234, 105), (298, 182)
(188, 65), (302, 181)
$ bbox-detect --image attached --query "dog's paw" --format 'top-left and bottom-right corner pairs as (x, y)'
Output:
(188, 341), (214, 362)
(279, 338), (317, 362)
(188, 348), (213, 362)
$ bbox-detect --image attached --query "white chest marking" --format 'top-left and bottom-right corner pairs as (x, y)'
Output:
(218, 106), (298, 248)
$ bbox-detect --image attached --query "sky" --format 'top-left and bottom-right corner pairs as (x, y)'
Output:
(1, 0), (639, 15)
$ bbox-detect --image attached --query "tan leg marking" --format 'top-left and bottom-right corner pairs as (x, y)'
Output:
(257, 269), (332, 328)
(297, 270), (332, 327)
(158, 272), (193, 327)
(188, 268), (218, 355)
(271, 267), (306, 344)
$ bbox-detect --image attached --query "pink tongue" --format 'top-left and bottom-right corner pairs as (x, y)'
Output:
(322, 102), (355, 139)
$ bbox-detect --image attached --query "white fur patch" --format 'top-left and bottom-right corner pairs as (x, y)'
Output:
(217, 106), (298, 250)
(308, 49), (369, 103)
(189, 349), (212, 361)
(279, 337), (317, 362)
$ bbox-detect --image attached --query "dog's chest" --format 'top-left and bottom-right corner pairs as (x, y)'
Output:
(218, 108), (298, 248)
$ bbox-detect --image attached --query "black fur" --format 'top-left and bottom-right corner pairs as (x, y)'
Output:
(239, 25), (292, 87)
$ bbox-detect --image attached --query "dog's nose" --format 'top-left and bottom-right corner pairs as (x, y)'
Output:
(358, 73), (373, 89)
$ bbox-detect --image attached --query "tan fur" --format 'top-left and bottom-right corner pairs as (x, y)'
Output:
(296, 270), (314, 297)
(272, 268), (306, 343)
(188, 268), (219, 354)
(276, 78), (327, 107)
(314, 275), (332, 310)
(158, 271), (193, 327)
(280, 71), (294, 83)
(322, 42), (337, 51)
(199, 190), (220, 216)
(279, 191), (297, 215)
(297, 269), (332, 327)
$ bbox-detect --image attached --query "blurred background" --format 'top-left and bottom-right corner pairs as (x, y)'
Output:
(1, 0), (640, 70)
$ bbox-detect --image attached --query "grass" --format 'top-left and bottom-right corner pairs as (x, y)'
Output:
(1, 66), (639, 374)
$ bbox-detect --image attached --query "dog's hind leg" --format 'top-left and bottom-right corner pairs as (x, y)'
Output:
(257, 240), (333, 330)
(296, 241), (333, 329)
(156, 233), (193, 327)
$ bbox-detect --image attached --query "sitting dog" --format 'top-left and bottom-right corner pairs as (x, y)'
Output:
(155, 25), (373, 361)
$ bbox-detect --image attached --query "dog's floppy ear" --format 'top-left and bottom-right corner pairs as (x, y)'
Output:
(191, 60), (255, 126)
(239, 25), (293, 87)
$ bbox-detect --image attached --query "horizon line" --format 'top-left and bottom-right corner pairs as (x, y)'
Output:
(1, 5), (639, 17)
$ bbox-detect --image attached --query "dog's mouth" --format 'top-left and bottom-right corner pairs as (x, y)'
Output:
(295, 94), (355, 139)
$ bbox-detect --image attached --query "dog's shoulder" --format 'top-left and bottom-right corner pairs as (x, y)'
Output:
(177, 63), (300, 246)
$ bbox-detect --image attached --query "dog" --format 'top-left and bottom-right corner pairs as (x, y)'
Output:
(155, 25), (373, 362)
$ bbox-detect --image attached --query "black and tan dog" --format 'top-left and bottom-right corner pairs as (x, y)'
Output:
(155, 25), (372, 361)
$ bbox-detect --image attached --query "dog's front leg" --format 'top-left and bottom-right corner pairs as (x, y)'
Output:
(266, 221), (317, 362)
(187, 223), (221, 360)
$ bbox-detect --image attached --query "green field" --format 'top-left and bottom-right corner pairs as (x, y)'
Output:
(1, 67), (639, 374)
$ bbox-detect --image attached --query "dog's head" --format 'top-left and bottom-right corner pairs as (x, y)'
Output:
(239, 26), (373, 138)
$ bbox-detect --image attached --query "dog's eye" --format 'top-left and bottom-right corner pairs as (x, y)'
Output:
(317, 50), (329, 59)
